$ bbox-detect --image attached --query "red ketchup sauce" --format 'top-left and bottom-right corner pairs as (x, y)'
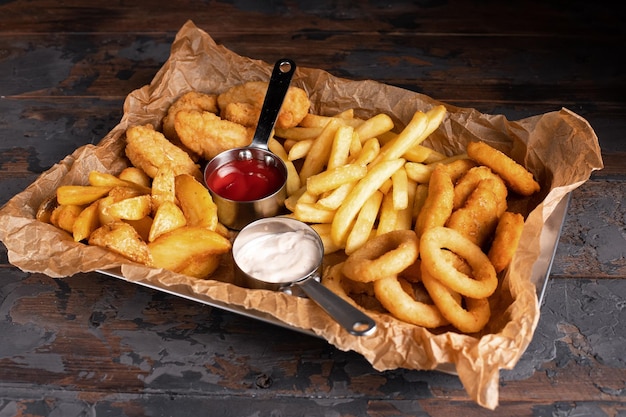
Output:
(206, 158), (285, 201)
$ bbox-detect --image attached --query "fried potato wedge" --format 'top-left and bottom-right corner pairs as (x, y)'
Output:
(124, 216), (153, 242)
(148, 226), (231, 277)
(105, 195), (152, 220)
(89, 221), (152, 265)
(72, 202), (100, 242)
(151, 164), (177, 210)
(50, 204), (84, 233)
(177, 253), (222, 279)
(57, 185), (112, 206)
(117, 167), (152, 188)
(88, 170), (151, 194)
(36, 195), (59, 224)
(174, 174), (218, 230)
(149, 201), (187, 242)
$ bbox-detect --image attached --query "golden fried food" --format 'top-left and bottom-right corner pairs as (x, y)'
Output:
(420, 226), (498, 299)
(217, 81), (310, 129)
(124, 124), (202, 180)
(466, 141), (540, 196)
(488, 211), (525, 273)
(162, 91), (219, 141)
(446, 178), (501, 247)
(342, 230), (419, 283)
(414, 163), (454, 238)
(89, 221), (153, 266)
(174, 110), (253, 160)
(453, 166), (508, 215)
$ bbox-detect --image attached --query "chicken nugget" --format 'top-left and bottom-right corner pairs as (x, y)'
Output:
(488, 211), (525, 273)
(453, 166), (508, 216)
(217, 81), (310, 129)
(162, 91), (218, 141)
(174, 110), (253, 160)
(124, 124), (202, 180)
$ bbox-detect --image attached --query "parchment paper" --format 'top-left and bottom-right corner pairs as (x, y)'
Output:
(0, 20), (603, 409)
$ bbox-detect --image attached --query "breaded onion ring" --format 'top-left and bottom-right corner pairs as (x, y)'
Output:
(420, 226), (497, 299)
(421, 266), (491, 333)
(342, 230), (419, 283)
(488, 211), (525, 273)
(466, 141), (540, 196)
(414, 163), (454, 238)
(374, 275), (450, 328)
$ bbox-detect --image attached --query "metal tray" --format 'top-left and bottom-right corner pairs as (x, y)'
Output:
(99, 193), (570, 338)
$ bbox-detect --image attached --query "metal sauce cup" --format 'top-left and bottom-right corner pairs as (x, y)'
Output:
(204, 58), (294, 230)
(232, 217), (377, 337)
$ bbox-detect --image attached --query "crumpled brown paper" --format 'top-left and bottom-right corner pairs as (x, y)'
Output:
(0, 20), (603, 409)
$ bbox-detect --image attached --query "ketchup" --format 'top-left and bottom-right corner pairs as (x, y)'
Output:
(206, 158), (285, 201)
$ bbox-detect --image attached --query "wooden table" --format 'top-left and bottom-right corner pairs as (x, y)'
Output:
(1, 1), (624, 415)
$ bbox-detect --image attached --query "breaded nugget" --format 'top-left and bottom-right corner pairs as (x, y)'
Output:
(162, 91), (218, 141)
(466, 141), (540, 196)
(488, 211), (525, 273)
(124, 124), (202, 180)
(453, 166), (508, 216)
(217, 81), (310, 129)
(174, 110), (253, 160)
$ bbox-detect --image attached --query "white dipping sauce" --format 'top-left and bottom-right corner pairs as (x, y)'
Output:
(234, 229), (321, 283)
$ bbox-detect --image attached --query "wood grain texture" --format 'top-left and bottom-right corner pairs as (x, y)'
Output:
(0, 0), (624, 415)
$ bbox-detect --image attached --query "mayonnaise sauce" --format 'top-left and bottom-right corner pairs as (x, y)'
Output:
(234, 229), (321, 283)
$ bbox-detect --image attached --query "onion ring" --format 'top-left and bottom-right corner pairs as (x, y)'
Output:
(420, 226), (497, 299)
(466, 141), (540, 196)
(421, 266), (491, 333)
(488, 211), (525, 273)
(414, 163), (454, 238)
(342, 229), (419, 283)
(374, 275), (451, 328)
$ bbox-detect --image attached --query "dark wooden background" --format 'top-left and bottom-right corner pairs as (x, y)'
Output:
(1, 1), (624, 416)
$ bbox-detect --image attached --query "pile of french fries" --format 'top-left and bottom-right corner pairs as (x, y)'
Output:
(275, 104), (456, 255)
(37, 166), (231, 278)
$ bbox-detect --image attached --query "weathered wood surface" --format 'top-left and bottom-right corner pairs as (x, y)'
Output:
(0, 1), (624, 416)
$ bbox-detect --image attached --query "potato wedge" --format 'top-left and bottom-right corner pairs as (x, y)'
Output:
(174, 174), (218, 230)
(148, 201), (187, 242)
(50, 204), (84, 233)
(72, 202), (100, 242)
(118, 167), (151, 188)
(88, 170), (151, 194)
(124, 216), (153, 242)
(88, 221), (152, 265)
(105, 195), (152, 220)
(148, 226), (231, 275)
(177, 253), (222, 279)
(97, 196), (118, 225)
(57, 185), (112, 206)
(151, 164), (177, 210)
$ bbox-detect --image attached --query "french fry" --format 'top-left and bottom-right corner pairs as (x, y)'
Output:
(306, 164), (367, 195)
(89, 221), (152, 265)
(403, 144), (445, 163)
(174, 173), (218, 230)
(310, 223), (342, 254)
(376, 191), (399, 235)
(391, 167), (409, 210)
(354, 113), (394, 143)
(275, 126), (324, 141)
(396, 179), (417, 231)
(105, 194), (152, 221)
(269, 138), (301, 196)
(72, 202), (100, 242)
(287, 139), (313, 161)
(371, 105), (446, 167)
(56, 185), (112, 206)
(298, 118), (342, 182)
(331, 158), (405, 246)
(405, 161), (435, 184)
(352, 137), (380, 166)
(149, 200), (187, 242)
(315, 182), (355, 210)
(327, 125), (354, 169)
(344, 190), (383, 255)
(293, 202), (336, 224)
